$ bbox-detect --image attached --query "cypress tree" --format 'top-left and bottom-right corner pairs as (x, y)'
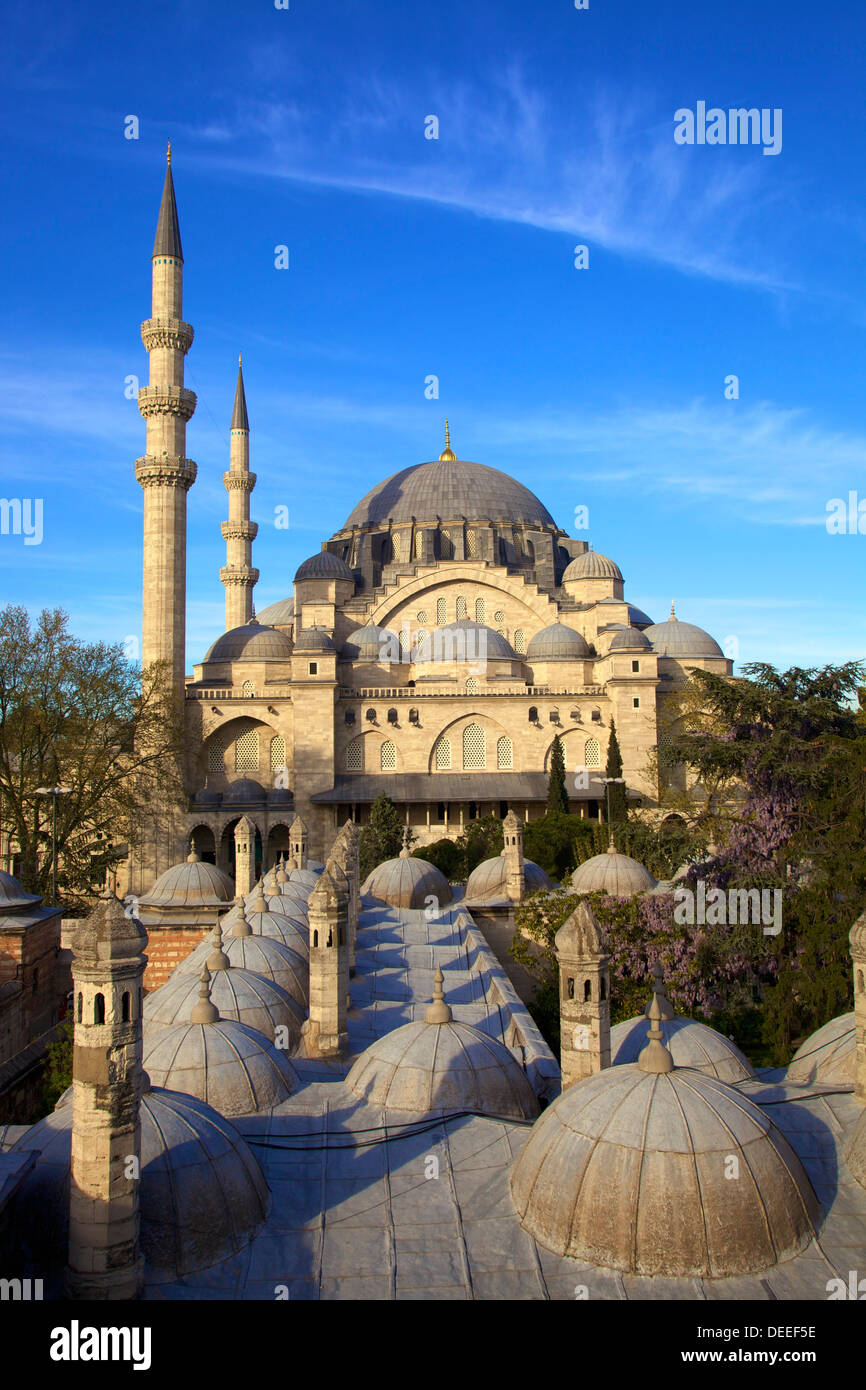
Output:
(359, 793), (408, 879)
(605, 718), (628, 823)
(546, 734), (569, 814)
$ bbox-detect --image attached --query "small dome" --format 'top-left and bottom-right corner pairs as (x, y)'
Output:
(644, 607), (724, 658)
(221, 930), (309, 1007)
(362, 850), (453, 911)
(510, 1063), (820, 1276)
(255, 596), (294, 626)
(267, 787), (293, 806)
(627, 604), (654, 629)
(611, 1014), (756, 1082)
(0, 869), (41, 913)
(464, 856), (552, 903)
(608, 626), (652, 651)
(239, 890), (310, 958)
(193, 787), (222, 807)
(787, 1012), (855, 1086)
(222, 778), (267, 805)
(140, 849), (234, 908)
(8, 1085), (269, 1289)
(293, 626), (336, 652)
(413, 619), (516, 663)
(562, 549), (622, 582)
(142, 986), (299, 1116)
(571, 842), (657, 896)
(526, 623), (590, 661)
(203, 619), (294, 664)
(345, 967), (539, 1120)
(287, 864), (324, 885)
(341, 622), (401, 661)
(294, 551), (355, 582)
(144, 962), (302, 1045)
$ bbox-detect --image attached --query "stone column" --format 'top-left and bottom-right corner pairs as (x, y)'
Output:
(502, 809), (524, 903)
(65, 890), (147, 1300)
(233, 815), (255, 898)
(554, 900), (610, 1088)
(302, 859), (349, 1058)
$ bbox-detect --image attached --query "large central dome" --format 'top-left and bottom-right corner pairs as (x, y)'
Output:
(340, 456), (557, 531)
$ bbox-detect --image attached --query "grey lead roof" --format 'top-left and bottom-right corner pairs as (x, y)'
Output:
(231, 361), (249, 431)
(339, 457), (558, 531)
(153, 165), (183, 260)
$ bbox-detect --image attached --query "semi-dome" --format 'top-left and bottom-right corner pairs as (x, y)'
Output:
(571, 840), (657, 896)
(464, 856), (552, 904)
(526, 622), (590, 661)
(8, 1083), (269, 1289)
(341, 622), (401, 661)
(341, 456), (556, 531)
(293, 626), (336, 652)
(510, 1012), (819, 1277)
(0, 869), (41, 913)
(362, 835), (453, 910)
(294, 551), (354, 582)
(345, 966), (539, 1120)
(608, 626), (652, 651)
(627, 604), (654, 629)
(140, 847), (234, 908)
(413, 619), (516, 663)
(787, 1012), (856, 1086)
(142, 972), (299, 1116)
(644, 606), (724, 658)
(222, 777), (267, 805)
(255, 596), (294, 626)
(203, 618), (294, 663)
(562, 549), (622, 582)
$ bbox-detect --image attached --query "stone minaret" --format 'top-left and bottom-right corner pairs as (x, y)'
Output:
(554, 899), (610, 1088)
(233, 815), (255, 897)
(502, 809), (525, 903)
(66, 888), (147, 1300)
(289, 815), (308, 871)
(220, 356), (258, 630)
(303, 858), (349, 1058)
(135, 144), (197, 702)
(851, 909), (866, 1103)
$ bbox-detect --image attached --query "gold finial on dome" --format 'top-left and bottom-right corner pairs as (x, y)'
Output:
(438, 419), (457, 461)
(167, 139), (172, 167)
(670, 601), (677, 620)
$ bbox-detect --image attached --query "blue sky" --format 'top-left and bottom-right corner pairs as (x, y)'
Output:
(0, 0), (864, 674)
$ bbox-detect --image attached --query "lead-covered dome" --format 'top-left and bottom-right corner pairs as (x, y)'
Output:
(140, 847), (235, 908)
(255, 597), (294, 626)
(571, 841), (657, 896)
(526, 623), (590, 661)
(464, 856), (552, 903)
(341, 622), (400, 661)
(562, 549), (622, 582)
(413, 619), (516, 663)
(644, 607), (724, 658)
(608, 626), (652, 651)
(787, 1012), (856, 1086)
(294, 551), (354, 582)
(144, 961), (302, 1045)
(611, 1014), (756, 1082)
(510, 1062), (819, 1276)
(203, 618), (294, 663)
(341, 457), (556, 531)
(0, 869), (41, 913)
(293, 626), (336, 652)
(362, 842), (453, 911)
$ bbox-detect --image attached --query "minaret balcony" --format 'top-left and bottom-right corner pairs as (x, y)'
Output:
(223, 471), (257, 492)
(219, 565), (260, 586)
(134, 455), (198, 490)
(137, 384), (197, 421)
(220, 521), (258, 542)
(140, 317), (194, 353)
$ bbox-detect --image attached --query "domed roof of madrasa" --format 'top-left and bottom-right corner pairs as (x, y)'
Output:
(0, 869), (42, 914)
(570, 836), (657, 897)
(510, 996), (821, 1278)
(170, 902), (309, 1004)
(786, 1011), (856, 1086)
(144, 922), (303, 1044)
(362, 831), (453, 910)
(610, 963), (756, 1083)
(845, 1107), (866, 1190)
(202, 617), (294, 663)
(139, 844), (235, 908)
(8, 1079), (269, 1291)
(293, 626), (337, 652)
(254, 596), (294, 627)
(345, 966), (540, 1121)
(142, 969), (299, 1116)
(463, 855), (552, 904)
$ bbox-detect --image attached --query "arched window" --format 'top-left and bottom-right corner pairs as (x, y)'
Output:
(497, 736), (513, 769)
(436, 597), (447, 626)
(380, 740), (396, 770)
(465, 677), (478, 694)
(94, 993), (105, 1025)
(440, 528), (454, 560)
(242, 680), (255, 698)
(270, 735), (286, 771)
(416, 609), (429, 624)
(528, 706), (538, 723)
(391, 531), (403, 561)
(313, 929), (319, 948)
(207, 728), (228, 773)
(514, 629), (526, 655)
(475, 597), (486, 623)
(498, 537), (508, 564)
(456, 595), (467, 619)
(434, 737), (452, 770)
(387, 707), (398, 724)
(414, 529), (424, 559)
(583, 979), (592, 1002)
(465, 529), (479, 558)
(122, 991), (131, 1022)
(526, 539), (535, 563)
(235, 728), (259, 771)
(346, 739), (363, 771)
(77, 992), (82, 1023)
(463, 723), (486, 769)
(600, 977), (607, 1001)
(585, 737), (601, 769)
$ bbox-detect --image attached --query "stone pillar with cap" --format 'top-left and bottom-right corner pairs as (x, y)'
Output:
(502, 809), (525, 903)
(289, 815), (308, 871)
(554, 899), (611, 1088)
(234, 815), (255, 898)
(302, 858), (349, 1057)
(65, 889), (148, 1300)
(851, 909), (866, 1104)
(330, 825), (358, 980)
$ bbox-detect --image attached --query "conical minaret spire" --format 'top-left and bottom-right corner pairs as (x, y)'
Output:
(220, 354), (258, 629)
(135, 146), (197, 702)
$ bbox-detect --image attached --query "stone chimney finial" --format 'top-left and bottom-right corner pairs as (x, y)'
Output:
(638, 993), (674, 1074)
(425, 963), (453, 1025)
(207, 914), (229, 972)
(187, 839), (199, 863)
(399, 826), (411, 859)
(646, 959), (675, 1022)
(190, 967), (219, 1025)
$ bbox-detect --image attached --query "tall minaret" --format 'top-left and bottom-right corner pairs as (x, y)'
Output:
(220, 356), (258, 629)
(135, 144), (197, 701)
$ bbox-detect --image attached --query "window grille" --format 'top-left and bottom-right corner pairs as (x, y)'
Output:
(465, 677), (478, 694)
(235, 728), (259, 771)
(270, 736), (285, 771)
(514, 629), (526, 655)
(456, 595), (466, 619)
(497, 736), (513, 769)
(380, 739), (396, 771)
(346, 740), (363, 771)
(242, 680), (255, 697)
(585, 737), (601, 769)
(436, 597), (447, 626)
(465, 529), (479, 558)
(434, 737), (452, 770)
(463, 723), (486, 769)
(475, 597), (486, 623)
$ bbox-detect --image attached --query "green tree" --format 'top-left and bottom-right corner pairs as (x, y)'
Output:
(40, 1018), (73, 1113)
(604, 718), (628, 824)
(413, 837), (463, 880)
(524, 811), (596, 880)
(0, 606), (186, 904)
(359, 793), (409, 879)
(546, 734), (569, 815)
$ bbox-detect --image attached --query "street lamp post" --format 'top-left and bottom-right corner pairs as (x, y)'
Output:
(35, 787), (73, 906)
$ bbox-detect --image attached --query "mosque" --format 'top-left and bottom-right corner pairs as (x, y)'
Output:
(127, 149), (733, 897)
